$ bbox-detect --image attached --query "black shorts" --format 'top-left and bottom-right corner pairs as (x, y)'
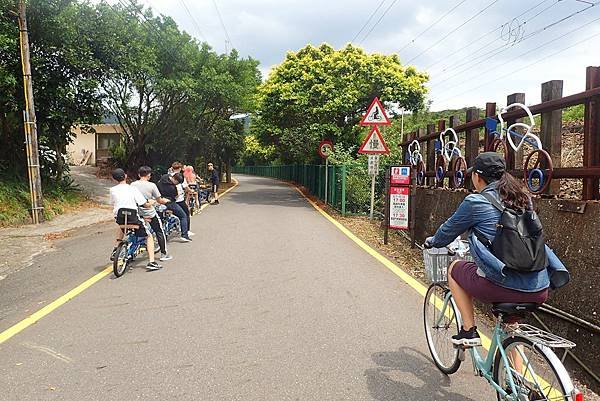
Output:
(211, 184), (219, 193)
(115, 209), (149, 238)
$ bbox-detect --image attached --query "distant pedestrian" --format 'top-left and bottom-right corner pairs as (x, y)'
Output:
(208, 162), (220, 205)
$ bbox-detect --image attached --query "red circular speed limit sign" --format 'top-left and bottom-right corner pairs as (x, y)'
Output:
(318, 140), (334, 159)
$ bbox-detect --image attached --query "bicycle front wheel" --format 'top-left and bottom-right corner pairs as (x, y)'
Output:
(423, 283), (462, 374)
(493, 336), (571, 401)
(113, 241), (129, 278)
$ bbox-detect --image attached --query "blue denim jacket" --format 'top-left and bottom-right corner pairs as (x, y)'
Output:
(430, 183), (570, 292)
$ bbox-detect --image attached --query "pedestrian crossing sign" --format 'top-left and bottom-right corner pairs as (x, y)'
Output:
(358, 126), (390, 155)
(359, 97), (391, 126)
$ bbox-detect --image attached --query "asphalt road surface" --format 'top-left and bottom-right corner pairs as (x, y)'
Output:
(0, 175), (494, 400)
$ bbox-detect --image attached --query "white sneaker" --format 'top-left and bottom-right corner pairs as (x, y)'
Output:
(180, 237), (192, 243)
(188, 231), (195, 236)
(160, 253), (173, 261)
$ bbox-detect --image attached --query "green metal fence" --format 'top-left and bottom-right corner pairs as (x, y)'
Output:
(233, 165), (347, 215)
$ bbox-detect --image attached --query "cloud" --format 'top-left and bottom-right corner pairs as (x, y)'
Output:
(107, 0), (599, 111)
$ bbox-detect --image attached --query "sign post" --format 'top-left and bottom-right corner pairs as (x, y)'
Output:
(386, 165), (412, 244)
(318, 140), (334, 204)
(359, 125), (390, 219)
(358, 97), (391, 220)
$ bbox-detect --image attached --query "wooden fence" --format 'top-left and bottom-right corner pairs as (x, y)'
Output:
(399, 66), (600, 200)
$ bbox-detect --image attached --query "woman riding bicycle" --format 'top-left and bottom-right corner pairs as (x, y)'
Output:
(424, 152), (569, 347)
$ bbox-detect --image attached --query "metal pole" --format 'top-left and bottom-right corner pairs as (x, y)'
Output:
(18, 0), (44, 224)
(324, 158), (329, 205)
(383, 168), (390, 244)
(369, 172), (376, 220)
(401, 108), (404, 137)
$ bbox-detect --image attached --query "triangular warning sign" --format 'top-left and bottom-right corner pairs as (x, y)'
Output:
(358, 126), (390, 155)
(359, 97), (391, 126)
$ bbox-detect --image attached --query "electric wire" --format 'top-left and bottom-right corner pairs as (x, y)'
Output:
(433, 28), (600, 106)
(405, 0), (501, 64)
(429, 1), (599, 87)
(398, 0), (469, 54)
(432, 14), (600, 98)
(178, 0), (207, 41)
(359, 0), (401, 43)
(351, 0), (388, 43)
(211, 0), (234, 52)
(424, 0), (554, 71)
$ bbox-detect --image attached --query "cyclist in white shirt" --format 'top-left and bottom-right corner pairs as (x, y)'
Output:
(109, 168), (162, 271)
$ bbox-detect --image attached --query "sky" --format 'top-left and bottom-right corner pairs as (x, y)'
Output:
(114, 0), (599, 111)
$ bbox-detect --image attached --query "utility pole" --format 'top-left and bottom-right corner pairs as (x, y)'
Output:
(18, 0), (44, 224)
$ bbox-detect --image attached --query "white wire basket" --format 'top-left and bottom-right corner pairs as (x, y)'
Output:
(423, 242), (473, 283)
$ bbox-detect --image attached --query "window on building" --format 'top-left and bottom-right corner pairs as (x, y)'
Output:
(97, 133), (119, 151)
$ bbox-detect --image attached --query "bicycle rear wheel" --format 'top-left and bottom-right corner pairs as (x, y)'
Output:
(113, 241), (129, 278)
(493, 336), (571, 401)
(423, 283), (462, 374)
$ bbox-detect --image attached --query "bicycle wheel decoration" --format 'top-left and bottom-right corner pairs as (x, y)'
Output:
(524, 149), (554, 195)
(435, 153), (446, 184)
(416, 160), (426, 185)
(453, 157), (468, 188)
(437, 128), (468, 188)
(408, 140), (427, 186)
(496, 103), (554, 194)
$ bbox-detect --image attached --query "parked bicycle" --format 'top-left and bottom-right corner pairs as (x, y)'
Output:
(422, 242), (582, 401)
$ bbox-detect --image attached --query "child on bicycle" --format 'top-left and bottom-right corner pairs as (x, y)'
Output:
(109, 168), (162, 271)
(424, 153), (569, 346)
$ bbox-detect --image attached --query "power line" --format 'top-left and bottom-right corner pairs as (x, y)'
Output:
(424, 0), (554, 71)
(433, 14), (600, 99)
(351, 0), (387, 43)
(211, 0), (234, 52)
(428, 1), (599, 86)
(178, 0), (207, 41)
(433, 27), (600, 106)
(405, 0), (501, 64)
(359, 0), (400, 43)
(398, 0), (469, 54)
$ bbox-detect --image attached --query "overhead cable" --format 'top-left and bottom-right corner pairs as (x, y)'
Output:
(433, 28), (600, 106)
(405, 0), (501, 64)
(178, 0), (207, 41)
(424, 0), (554, 71)
(429, 1), (599, 86)
(211, 0), (234, 52)
(351, 0), (388, 43)
(359, 0), (401, 43)
(398, 0), (469, 54)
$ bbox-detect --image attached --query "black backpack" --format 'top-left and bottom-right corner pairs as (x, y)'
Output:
(474, 192), (548, 273)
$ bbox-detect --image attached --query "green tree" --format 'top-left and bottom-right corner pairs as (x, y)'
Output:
(0, 0), (105, 180)
(254, 43), (429, 164)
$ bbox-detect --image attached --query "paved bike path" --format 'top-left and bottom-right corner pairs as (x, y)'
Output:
(0, 175), (494, 400)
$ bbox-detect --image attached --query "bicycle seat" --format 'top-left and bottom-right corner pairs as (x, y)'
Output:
(492, 303), (540, 316)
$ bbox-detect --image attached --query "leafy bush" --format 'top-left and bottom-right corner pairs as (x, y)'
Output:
(0, 176), (85, 226)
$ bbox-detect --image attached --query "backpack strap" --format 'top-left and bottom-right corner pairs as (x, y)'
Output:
(479, 191), (505, 212)
(472, 191), (504, 249)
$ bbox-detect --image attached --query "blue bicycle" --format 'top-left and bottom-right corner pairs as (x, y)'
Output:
(113, 209), (148, 278)
(155, 204), (181, 241)
(422, 246), (581, 401)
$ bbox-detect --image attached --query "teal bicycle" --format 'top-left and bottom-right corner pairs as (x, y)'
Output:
(422, 245), (583, 401)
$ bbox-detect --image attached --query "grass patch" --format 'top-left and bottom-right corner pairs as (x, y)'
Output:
(0, 178), (87, 227)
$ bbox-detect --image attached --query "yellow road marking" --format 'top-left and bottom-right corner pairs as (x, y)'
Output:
(0, 178), (239, 345)
(0, 266), (112, 345)
(289, 184), (493, 350)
